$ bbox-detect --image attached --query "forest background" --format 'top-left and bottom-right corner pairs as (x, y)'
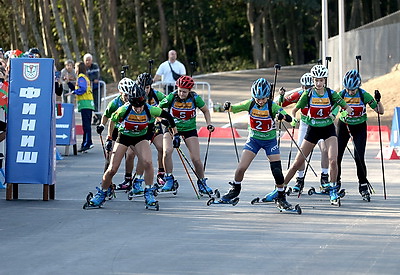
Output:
(1, 0), (399, 83)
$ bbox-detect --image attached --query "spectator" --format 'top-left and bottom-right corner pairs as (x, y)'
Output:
(154, 50), (186, 94)
(83, 53), (102, 124)
(60, 59), (77, 104)
(66, 61), (95, 152)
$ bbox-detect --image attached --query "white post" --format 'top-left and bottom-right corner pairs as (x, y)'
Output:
(321, 0), (328, 64)
(338, 0), (345, 90)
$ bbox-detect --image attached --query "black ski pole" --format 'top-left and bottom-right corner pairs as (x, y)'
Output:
(356, 55), (361, 72)
(271, 64), (282, 146)
(190, 61), (197, 77)
(203, 130), (211, 172)
(148, 59), (154, 76)
(375, 90), (386, 199)
(280, 122), (318, 177)
(325, 56), (331, 86)
(121, 65), (129, 79)
(227, 110), (240, 163)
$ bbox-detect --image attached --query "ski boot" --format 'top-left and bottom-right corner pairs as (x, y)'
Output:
(161, 174), (178, 193)
(261, 189), (278, 202)
(320, 182), (330, 194)
(106, 185), (115, 200)
(292, 177), (305, 194)
(208, 182), (240, 206)
(320, 173), (329, 186)
(83, 187), (107, 209)
(116, 177), (132, 191)
(144, 186), (159, 211)
(127, 178), (144, 199)
(197, 178), (214, 196)
(359, 183), (371, 202)
(275, 191), (301, 214)
(329, 184), (340, 206)
(156, 172), (165, 188)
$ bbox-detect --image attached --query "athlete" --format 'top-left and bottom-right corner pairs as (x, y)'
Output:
(221, 78), (294, 209)
(336, 69), (384, 201)
(284, 65), (353, 204)
(158, 75), (215, 195)
(279, 73), (330, 193)
(88, 82), (180, 208)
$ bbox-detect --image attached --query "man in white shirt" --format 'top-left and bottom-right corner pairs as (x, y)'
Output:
(154, 50), (186, 94)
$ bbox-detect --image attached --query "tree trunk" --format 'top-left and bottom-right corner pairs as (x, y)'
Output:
(86, 0), (96, 61)
(107, 0), (120, 81)
(50, 0), (73, 61)
(156, 0), (169, 59)
(65, 0), (81, 60)
(268, 3), (285, 65)
(134, 0), (144, 52)
(38, 0), (59, 60)
(73, 0), (89, 53)
(246, 1), (263, 68)
(14, 1), (29, 51)
(23, 0), (45, 55)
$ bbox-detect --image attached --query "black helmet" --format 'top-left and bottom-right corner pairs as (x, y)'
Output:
(128, 83), (146, 107)
(28, 48), (41, 58)
(136, 72), (153, 88)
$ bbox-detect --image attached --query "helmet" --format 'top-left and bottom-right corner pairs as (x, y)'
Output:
(300, 73), (313, 88)
(128, 83), (146, 107)
(176, 75), (194, 89)
(28, 48), (41, 58)
(343, 69), (361, 90)
(310, 65), (328, 78)
(251, 78), (271, 99)
(136, 73), (153, 88)
(118, 78), (135, 94)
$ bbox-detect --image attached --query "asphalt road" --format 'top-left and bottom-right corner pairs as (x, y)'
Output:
(0, 65), (399, 275)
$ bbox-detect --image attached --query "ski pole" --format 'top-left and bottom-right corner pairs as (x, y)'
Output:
(203, 130), (211, 171)
(325, 56), (331, 86)
(99, 135), (107, 159)
(190, 61), (197, 77)
(375, 90), (386, 199)
(287, 125), (295, 170)
(356, 55), (361, 72)
(299, 149), (314, 198)
(177, 147), (213, 198)
(227, 110), (240, 163)
(270, 64), (282, 145)
(176, 147), (200, 199)
(148, 59), (154, 76)
(280, 122), (318, 177)
(121, 65), (129, 79)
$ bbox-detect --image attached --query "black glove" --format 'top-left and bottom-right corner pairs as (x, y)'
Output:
(160, 119), (170, 127)
(223, 101), (231, 110)
(276, 113), (284, 121)
(105, 139), (113, 152)
(284, 114), (292, 122)
(173, 134), (181, 148)
(67, 82), (75, 91)
(374, 90), (381, 103)
(96, 124), (104, 135)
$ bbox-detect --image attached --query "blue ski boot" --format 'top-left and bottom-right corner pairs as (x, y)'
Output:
(262, 188), (278, 202)
(144, 186), (159, 210)
(197, 178), (213, 195)
(161, 174), (175, 192)
(320, 182), (330, 194)
(292, 177), (305, 193)
(131, 178), (144, 195)
(90, 187), (107, 206)
(329, 184), (339, 203)
(221, 182), (241, 202)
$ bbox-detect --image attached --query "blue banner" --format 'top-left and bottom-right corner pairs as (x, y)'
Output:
(56, 103), (76, 146)
(5, 58), (56, 185)
(390, 107), (400, 147)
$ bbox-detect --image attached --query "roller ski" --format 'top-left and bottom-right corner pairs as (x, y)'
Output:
(251, 189), (278, 204)
(328, 185), (341, 206)
(197, 178), (220, 198)
(83, 187), (106, 209)
(127, 178), (145, 200)
(308, 183), (346, 199)
(207, 182), (239, 206)
(287, 177), (304, 197)
(158, 174), (179, 195)
(144, 186), (159, 211)
(275, 191), (302, 214)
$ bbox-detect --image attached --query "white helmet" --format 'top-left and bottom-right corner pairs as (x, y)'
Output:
(118, 77), (135, 94)
(310, 65), (328, 78)
(300, 73), (313, 87)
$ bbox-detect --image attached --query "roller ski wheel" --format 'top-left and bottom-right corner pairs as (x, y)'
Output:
(145, 201), (160, 211)
(308, 187), (346, 198)
(207, 197), (239, 206)
(250, 197), (274, 205)
(330, 197), (341, 207)
(276, 203), (302, 215)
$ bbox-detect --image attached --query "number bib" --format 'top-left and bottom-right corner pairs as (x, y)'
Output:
(308, 105), (331, 119)
(123, 114), (148, 131)
(348, 105), (365, 118)
(171, 101), (196, 121)
(249, 117), (273, 132)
